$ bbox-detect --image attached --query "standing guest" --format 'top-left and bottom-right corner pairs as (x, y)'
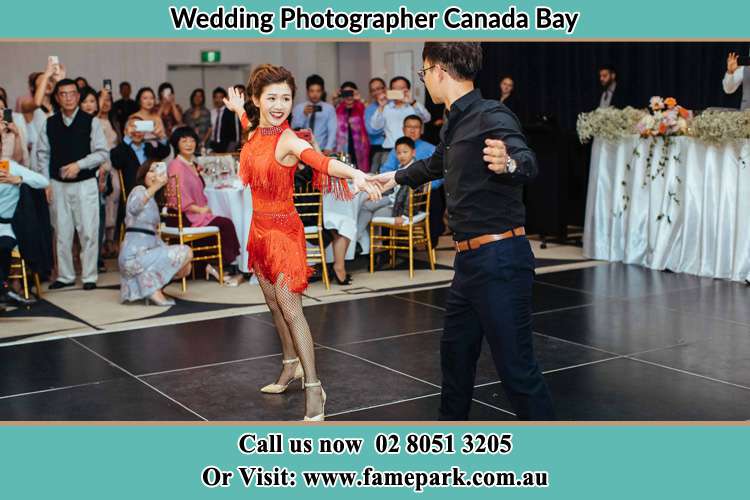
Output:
(113, 81), (138, 133)
(131, 87), (165, 142)
(595, 64), (625, 109)
(16, 72), (42, 124)
(75, 77), (89, 90)
(365, 77), (388, 172)
(1, 96), (30, 167)
(209, 86), (240, 153)
(97, 89), (121, 257)
(499, 75), (517, 111)
(157, 82), (183, 137)
(119, 160), (192, 306)
(374, 42), (555, 421)
(291, 74), (337, 155)
(111, 115), (170, 197)
(0, 158), (49, 307)
(36, 79), (108, 291)
(31, 60), (66, 176)
(334, 82), (370, 172)
(369, 76), (431, 154)
(183, 88), (212, 149)
(167, 126), (242, 286)
(723, 51), (750, 110)
(378, 114), (444, 247)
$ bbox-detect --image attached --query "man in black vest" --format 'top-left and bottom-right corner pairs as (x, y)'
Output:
(36, 79), (108, 290)
(374, 43), (555, 421)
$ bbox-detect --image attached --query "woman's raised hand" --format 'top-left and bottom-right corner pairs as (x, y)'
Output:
(223, 86), (245, 115)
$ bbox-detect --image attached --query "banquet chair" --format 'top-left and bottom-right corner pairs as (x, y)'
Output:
(294, 183), (330, 290)
(369, 184), (435, 278)
(160, 174), (223, 292)
(117, 169), (127, 244)
(9, 248), (43, 300)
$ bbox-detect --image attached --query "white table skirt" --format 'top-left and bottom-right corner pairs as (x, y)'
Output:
(322, 189), (368, 261)
(205, 183), (253, 273)
(583, 136), (750, 282)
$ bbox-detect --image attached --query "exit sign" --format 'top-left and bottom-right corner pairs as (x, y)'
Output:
(201, 50), (221, 63)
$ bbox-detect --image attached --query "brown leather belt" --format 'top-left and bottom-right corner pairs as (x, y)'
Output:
(454, 227), (526, 253)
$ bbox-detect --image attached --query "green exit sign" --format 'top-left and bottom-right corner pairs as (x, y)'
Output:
(201, 50), (221, 63)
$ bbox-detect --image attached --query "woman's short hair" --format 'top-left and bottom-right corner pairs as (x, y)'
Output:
(340, 81), (358, 90)
(78, 86), (99, 115)
(170, 126), (200, 153)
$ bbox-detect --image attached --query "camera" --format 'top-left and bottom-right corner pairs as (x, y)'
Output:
(341, 89), (354, 98)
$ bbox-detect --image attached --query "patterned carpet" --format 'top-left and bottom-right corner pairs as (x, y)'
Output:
(0, 237), (599, 345)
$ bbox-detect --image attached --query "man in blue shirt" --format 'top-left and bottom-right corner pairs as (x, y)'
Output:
(291, 74), (337, 154)
(364, 77), (387, 172)
(378, 114), (446, 245)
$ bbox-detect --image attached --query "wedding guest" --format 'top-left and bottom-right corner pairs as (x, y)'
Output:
(369, 76), (431, 153)
(113, 81), (138, 133)
(98, 89), (121, 257)
(31, 59), (65, 175)
(377, 114), (444, 246)
(75, 77), (89, 90)
(167, 126), (242, 285)
(111, 114), (170, 197)
(334, 82), (370, 172)
(131, 87), (165, 141)
(499, 75), (517, 111)
(0, 157), (49, 306)
(209, 86), (240, 153)
(365, 77), (387, 172)
(119, 160), (192, 306)
(723, 51), (750, 110)
(1, 96), (30, 167)
(183, 88), (212, 149)
(36, 78), (108, 291)
(16, 72), (41, 124)
(595, 64), (626, 109)
(291, 74), (337, 154)
(157, 82), (183, 136)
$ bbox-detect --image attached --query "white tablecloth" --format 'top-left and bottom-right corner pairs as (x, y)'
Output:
(322, 189), (368, 261)
(205, 182), (253, 272)
(583, 136), (750, 282)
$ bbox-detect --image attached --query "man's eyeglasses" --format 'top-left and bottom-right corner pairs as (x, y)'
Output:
(417, 65), (437, 83)
(57, 91), (79, 98)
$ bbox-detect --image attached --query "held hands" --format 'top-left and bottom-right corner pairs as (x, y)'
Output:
(484, 138), (510, 174)
(727, 52), (739, 74)
(351, 171), (383, 201)
(370, 170), (397, 192)
(223, 87), (245, 116)
(60, 162), (81, 180)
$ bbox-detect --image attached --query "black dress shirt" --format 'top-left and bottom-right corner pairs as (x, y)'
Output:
(395, 89), (537, 241)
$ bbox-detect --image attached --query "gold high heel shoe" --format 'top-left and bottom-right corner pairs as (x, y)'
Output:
(260, 358), (305, 394)
(303, 381), (327, 422)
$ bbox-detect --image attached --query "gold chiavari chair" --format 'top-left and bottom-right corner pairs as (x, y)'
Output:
(294, 183), (330, 290)
(9, 248), (43, 300)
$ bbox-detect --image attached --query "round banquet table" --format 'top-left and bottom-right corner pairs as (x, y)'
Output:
(205, 180), (253, 273)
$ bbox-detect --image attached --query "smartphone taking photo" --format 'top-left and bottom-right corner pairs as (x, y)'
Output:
(134, 120), (155, 133)
(2, 108), (12, 124)
(387, 89), (404, 101)
(103, 79), (112, 92)
(153, 161), (167, 177)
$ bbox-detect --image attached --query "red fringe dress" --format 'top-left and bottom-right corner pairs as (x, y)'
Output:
(238, 120), (351, 293)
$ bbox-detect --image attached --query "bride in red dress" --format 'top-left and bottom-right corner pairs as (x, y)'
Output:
(223, 64), (381, 421)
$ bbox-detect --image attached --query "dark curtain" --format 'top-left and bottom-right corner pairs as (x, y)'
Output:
(476, 42), (748, 130)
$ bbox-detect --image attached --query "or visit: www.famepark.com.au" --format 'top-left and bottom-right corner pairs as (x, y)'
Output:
(232, 465), (550, 492)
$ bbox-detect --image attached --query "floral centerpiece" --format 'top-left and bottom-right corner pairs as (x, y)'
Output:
(576, 106), (646, 143)
(635, 96), (692, 137)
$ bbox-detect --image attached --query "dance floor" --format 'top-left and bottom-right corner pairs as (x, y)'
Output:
(1, 257), (749, 421)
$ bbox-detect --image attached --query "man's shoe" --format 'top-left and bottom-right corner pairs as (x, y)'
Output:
(49, 281), (74, 290)
(83, 282), (97, 291)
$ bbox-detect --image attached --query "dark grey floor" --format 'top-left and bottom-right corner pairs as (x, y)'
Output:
(1, 263), (749, 421)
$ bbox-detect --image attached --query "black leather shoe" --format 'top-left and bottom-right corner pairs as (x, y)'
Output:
(83, 282), (97, 291)
(49, 281), (74, 290)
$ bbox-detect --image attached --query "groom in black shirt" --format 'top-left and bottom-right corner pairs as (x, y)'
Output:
(374, 42), (555, 420)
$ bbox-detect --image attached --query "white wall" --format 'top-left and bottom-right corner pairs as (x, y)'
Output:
(369, 41), (427, 102)
(0, 41), (340, 106)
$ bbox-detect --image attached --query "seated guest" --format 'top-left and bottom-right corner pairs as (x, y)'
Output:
(0, 157), (49, 307)
(291, 74), (337, 155)
(157, 82), (183, 137)
(357, 136), (419, 241)
(335, 82), (370, 172)
(167, 127), (242, 286)
(183, 88), (212, 149)
(110, 114), (170, 196)
(369, 76), (431, 153)
(119, 160), (192, 306)
(378, 115), (445, 246)
(499, 75), (517, 112)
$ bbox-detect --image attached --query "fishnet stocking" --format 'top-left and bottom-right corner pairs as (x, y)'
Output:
(255, 269), (323, 418)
